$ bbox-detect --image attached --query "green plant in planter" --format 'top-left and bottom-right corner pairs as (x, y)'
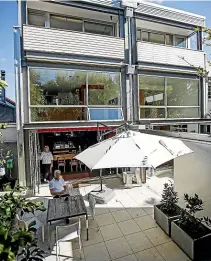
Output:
(177, 194), (204, 235)
(160, 181), (179, 215)
(18, 243), (45, 261)
(0, 186), (46, 261)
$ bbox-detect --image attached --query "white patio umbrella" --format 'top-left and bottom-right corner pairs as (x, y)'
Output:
(75, 130), (193, 189)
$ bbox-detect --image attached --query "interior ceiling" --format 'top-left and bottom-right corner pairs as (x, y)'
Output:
(136, 19), (194, 36)
(27, 1), (118, 23)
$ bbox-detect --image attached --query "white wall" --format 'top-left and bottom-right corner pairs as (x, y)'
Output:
(174, 140), (211, 213)
(1, 124), (17, 142)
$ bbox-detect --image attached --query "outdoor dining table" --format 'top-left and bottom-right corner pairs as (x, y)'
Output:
(47, 194), (89, 248)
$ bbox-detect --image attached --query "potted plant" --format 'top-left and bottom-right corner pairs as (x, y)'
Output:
(154, 181), (180, 236)
(0, 185), (46, 260)
(171, 193), (211, 261)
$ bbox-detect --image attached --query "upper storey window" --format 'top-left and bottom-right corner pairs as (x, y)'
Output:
(28, 10), (45, 27)
(137, 29), (187, 48)
(50, 16), (83, 32)
(28, 9), (116, 37)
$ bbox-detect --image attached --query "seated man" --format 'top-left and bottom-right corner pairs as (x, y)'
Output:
(49, 170), (72, 196)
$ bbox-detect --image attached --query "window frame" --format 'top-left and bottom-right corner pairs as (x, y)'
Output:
(138, 74), (200, 120)
(208, 80), (211, 99)
(137, 28), (187, 49)
(27, 9), (117, 37)
(28, 67), (122, 123)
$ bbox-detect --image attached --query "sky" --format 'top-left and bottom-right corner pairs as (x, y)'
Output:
(0, 1), (210, 100)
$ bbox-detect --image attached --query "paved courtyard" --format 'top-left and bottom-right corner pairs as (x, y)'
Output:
(32, 175), (191, 261)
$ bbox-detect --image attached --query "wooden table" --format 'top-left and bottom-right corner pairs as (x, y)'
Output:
(53, 153), (76, 161)
(47, 194), (88, 248)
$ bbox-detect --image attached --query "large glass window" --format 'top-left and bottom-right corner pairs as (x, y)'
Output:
(31, 108), (87, 122)
(50, 15), (82, 31)
(29, 68), (121, 122)
(88, 72), (121, 106)
(89, 108), (123, 120)
(167, 78), (198, 107)
(139, 76), (165, 106)
(139, 75), (200, 119)
(84, 22), (114, 36)
(29, 68), (86, 106)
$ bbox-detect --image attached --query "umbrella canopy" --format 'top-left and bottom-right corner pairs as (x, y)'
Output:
(75, 130), (193, 170)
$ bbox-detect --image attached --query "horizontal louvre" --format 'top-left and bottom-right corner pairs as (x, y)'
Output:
(137, 42), (205, 68)
(23, 25), (124, 60)
(136, 3), (205, 27)
(76, 0), (120, 7)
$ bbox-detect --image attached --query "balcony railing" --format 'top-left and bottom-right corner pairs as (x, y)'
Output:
(23, 25), (125, 60)
(137, 41), (205, 68)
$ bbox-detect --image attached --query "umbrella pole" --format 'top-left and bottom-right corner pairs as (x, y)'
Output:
(100, 169), (103, 191)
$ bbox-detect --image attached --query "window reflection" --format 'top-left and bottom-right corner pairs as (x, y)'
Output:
(30, 68), (86, 106)
(139, 75), (199, 119)
(31, 107), (87, 122)
(88, 72), (121, 106)
(139, 76), (165, 106)
(167, 78), (198, 106)
(175, 36), (186, 48)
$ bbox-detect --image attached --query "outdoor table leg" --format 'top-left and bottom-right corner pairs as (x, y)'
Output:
(86, 213), (89, 240)
(47, 222), (51, 250)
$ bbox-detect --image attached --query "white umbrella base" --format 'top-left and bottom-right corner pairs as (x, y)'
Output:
(90, 185), (115, 204)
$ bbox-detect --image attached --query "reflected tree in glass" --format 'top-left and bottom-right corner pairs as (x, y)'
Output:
(139, 76), (165, 106)
(167, 78), (198, 107)
(88, 72), (121, 106)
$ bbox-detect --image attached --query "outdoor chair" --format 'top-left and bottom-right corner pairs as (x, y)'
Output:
(55, 218), (82, 261)
(15, 214), (45, 243)
(88, 194), (96, 219)
(58, 158), (66, 172)
(79, 161), (86, 171)
(70, 159), (79, 172)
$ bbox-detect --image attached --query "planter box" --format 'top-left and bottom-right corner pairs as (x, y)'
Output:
(171, 221), (211, 260)
(154, 204), (180, 236)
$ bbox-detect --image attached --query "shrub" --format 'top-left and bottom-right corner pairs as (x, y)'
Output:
(0, 185), (46, 260)
(160, 181), (179, 215)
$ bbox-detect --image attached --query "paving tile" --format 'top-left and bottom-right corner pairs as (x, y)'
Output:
(112, 210), (132, 223)
(135, 247), (165, 261)
(142, 207), (154, 215)
(156, 241), (189, 261)
(125, 232), (153, 253)
(112, 254), (138, 261)
(83, 242), (110, 261)
(134, 215), (157, 231)
(81, 216), (99, 230)
(100, 223), (123, 241)
(96, 213), (115, 227)
(144, 227), (171, 246)
(118, 219), (140, 236)
(95, 207), (110, 216)
(82, 228), (104, 246)
(126, 208), (148, 218)
(105, 236), (133, 260)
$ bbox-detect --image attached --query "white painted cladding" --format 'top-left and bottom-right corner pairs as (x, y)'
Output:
(136, 2), (205, 27)
(137, 42), (205, 68)
(23, 25), (125, 60)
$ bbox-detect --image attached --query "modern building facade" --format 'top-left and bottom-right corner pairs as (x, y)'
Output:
(15, 0), (207, 187)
